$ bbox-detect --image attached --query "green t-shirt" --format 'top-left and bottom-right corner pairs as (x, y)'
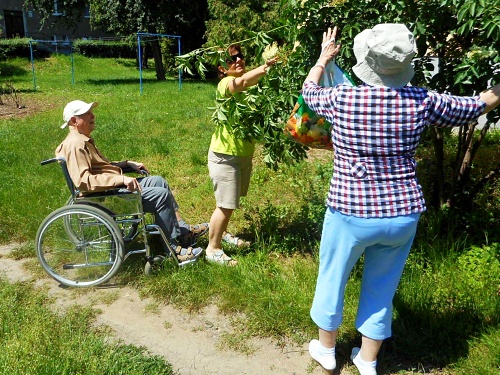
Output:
(209, 76), (255, 157)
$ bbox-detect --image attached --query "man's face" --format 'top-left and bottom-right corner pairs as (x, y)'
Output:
(73, 110), (95, 136)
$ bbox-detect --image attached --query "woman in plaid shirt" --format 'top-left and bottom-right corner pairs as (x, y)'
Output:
(303, 24), (500, 375)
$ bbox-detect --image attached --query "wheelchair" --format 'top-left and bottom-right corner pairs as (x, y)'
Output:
(36, 157), (198, 288)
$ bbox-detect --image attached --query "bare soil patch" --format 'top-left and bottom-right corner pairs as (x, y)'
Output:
(0, 243), (346, 375)
(0, 93), (47, 120)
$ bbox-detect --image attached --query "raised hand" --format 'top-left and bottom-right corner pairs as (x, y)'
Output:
(319, 27), (341, 63)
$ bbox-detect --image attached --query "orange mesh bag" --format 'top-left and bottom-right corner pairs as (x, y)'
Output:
(284, 61), (354, 149)
(284, 95), (333, 149)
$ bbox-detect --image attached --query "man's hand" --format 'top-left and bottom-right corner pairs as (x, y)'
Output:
(123, 176), (141, 192)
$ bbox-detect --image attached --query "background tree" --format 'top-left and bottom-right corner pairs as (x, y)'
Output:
(181, 0), (499, 239)
(204, 0), (282, 66)
(23, 0), (88, 29)
(25, 0), (208, 80)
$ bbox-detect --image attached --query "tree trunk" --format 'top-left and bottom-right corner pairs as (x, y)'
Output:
(141, 45), (148, 69)
(151, 40), (166, 81)
(431, 127), (446, 207)
(448, 120), (486, 208)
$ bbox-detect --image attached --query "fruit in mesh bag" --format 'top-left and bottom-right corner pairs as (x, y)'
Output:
(307, 129), (322, 141)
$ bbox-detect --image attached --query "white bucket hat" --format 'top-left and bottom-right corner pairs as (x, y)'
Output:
(352, 23), (417, 88)
(61, 100), (98, 128)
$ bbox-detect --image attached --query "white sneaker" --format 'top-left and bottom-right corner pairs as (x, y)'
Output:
(308, 339), (336, 371)
(351, 347), (377, 375)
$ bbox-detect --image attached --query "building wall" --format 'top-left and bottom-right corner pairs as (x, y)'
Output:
(1, 0), (113, 41)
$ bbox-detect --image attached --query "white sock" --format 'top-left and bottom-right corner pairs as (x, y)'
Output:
(356, 353), (376, 368)
(352, 347), (377, 375)
(318, 342), (335, 357)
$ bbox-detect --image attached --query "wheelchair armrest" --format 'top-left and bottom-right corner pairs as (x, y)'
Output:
(81, 188), (139, 198)
(121, 166), (149, 176)
(41, 157), (148, 200)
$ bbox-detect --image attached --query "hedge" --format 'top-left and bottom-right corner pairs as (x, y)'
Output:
(0, 38), (137, 60)
(0, 38), (35, 60)
(72, 40), (137, 58)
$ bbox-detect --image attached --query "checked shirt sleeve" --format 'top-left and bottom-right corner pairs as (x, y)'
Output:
(426, 92), (486, 128)
(302, 81), (338, 121)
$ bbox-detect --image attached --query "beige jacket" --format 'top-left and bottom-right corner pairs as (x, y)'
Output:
(55, 129), (125, 192)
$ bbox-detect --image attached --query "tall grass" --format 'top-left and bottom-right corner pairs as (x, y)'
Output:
(1, 55), (499, 374)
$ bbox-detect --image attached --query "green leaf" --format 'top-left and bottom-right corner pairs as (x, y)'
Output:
(457, 5), (468, 23)
(469, 2), (476, 17)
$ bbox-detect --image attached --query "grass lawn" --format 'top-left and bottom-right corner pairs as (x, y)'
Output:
(1, 55), (499, 374)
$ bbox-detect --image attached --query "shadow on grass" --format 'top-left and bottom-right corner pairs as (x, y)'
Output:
(380, 297), (490, 373)
(0, 62), (30, 77)
(240, 198), (326, 256)
(115, 59), (139, 69)
(1, 87), (38, 94)
(83, 77), (160, 85)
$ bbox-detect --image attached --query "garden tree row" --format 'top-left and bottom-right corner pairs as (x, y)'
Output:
(204, 0), (282, 66)
(24, 0), (208, 80)
(179, 0), (499, 239)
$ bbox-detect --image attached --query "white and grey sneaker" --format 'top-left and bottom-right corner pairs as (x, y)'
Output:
(309, 339), (336, 371)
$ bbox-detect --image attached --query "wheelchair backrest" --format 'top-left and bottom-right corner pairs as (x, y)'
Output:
(41, 156), (80, 199)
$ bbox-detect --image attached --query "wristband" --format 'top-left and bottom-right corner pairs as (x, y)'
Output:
(313, 63), (326, 70)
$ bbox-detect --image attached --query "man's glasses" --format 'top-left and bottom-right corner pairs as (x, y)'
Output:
(226, 52), (245, 64)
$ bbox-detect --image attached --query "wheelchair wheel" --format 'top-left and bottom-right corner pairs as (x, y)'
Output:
(144, 255), (166, 276)
(66, 197), (140, 242)
(36, 205), (125, 287)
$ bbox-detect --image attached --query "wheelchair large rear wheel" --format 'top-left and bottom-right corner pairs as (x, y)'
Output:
(66, 197), (140, 243)
(36, 205), (125, 287)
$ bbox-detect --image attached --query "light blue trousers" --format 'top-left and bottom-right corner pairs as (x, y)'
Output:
(310, 207), (420, 340)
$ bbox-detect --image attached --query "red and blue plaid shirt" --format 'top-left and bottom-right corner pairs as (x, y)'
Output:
(302, 81), (486, 218)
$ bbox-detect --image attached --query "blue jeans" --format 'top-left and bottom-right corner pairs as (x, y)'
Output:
(310, 207), (420, 340)
(139, 176), (188, 242)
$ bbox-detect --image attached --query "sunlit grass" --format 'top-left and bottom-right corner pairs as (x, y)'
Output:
(1, 55), (499, 374)
(0, 278), (173, 375)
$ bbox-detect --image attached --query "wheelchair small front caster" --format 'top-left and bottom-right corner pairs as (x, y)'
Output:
(144, 255), (166, 276)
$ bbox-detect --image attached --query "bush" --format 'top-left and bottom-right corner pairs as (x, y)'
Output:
(72, 39), (138, 58)
(0, 38), (34, 60)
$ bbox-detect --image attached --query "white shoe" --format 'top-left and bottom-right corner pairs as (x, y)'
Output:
(309, 339), (336, 371)
(351, 347), (377, 375)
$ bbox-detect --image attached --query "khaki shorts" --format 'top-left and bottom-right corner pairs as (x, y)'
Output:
(208, 149), (253, 209)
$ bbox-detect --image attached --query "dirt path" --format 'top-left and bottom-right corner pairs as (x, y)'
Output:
(0, 244), (348, 375)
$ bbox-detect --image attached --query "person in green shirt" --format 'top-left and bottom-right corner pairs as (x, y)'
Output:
(205, 44), (277, 265)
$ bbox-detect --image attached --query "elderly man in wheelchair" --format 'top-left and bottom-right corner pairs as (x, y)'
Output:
(36, 100), (208, 287)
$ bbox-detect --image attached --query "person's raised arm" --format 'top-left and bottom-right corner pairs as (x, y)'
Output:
(479, 83), (500, 113)
(303, 27), (341, 87)
(229, 58), (278, 94)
